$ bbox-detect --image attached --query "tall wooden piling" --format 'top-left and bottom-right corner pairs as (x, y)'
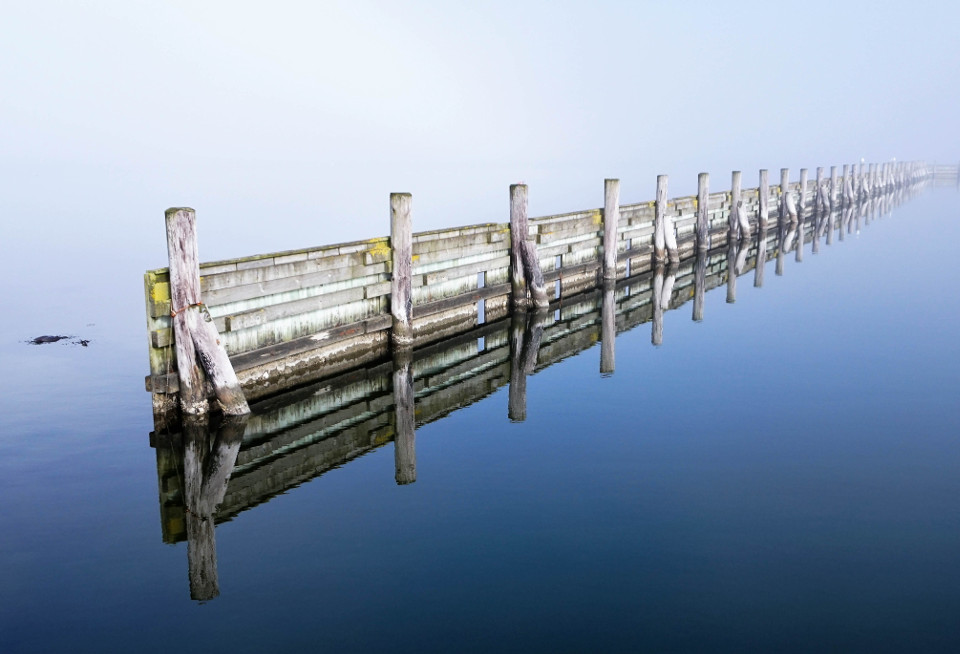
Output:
(390, 193), (414, 346)
(603, 179), (620, 280)
(652, 264), (664, 345)
(165, 208), (249, 416)
(654, 175), (668, 263)
(798, 168), (808, 216)
(392, 348), (416, 485)
(726, 240), (738, 303)
(779, 168), (790, 226)
(729, 170), (742, 241)
(696, 173), (710, 249)
(830, 166), (838, 208)
(758, 169), (769, 231)
(510, 184), (549, 309)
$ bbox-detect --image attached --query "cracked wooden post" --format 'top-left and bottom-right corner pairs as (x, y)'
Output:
(390, 193), (414, 347)
(392, 348), (416, 485)
(696, 173), (710, 250)
(165, 208), (249, 416)
(600, 280), (615, 375)
(603, 179), (620, 280)
(729, 170), (742, 241)
(510, 184), (549, 310)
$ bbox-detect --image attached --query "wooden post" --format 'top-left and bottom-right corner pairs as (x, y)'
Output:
(603, 179), (620, 280)
(693, 249), (706, 321)
(510, 184), (549, 309)
(392, 348), (416, 485)
(758, 169), (769, 231)
(798, 167), (808, 218)
(696, 173), (710, 250)
(654, 175), (668, 263)
(165, 208), (249, 416)
(729, 170), (742, 241)
(815, 167), (825, 214)
(600, 281), (615, 375)
(779, 168), (790, 226)
(830, 165), (838, 208)
(390, 193), (414, 347)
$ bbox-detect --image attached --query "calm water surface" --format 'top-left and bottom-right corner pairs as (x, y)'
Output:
(1, 189), (959, 653)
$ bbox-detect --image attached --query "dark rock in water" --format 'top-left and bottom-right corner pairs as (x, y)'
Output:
(30, 335), (71, 344)
(76, 339), (90, 347)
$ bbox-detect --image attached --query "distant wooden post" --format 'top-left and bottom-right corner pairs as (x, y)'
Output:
(390, 193), (414, 347)
(758, 169), (769, 231)
(729, 170), (742, 241)
(693, 249), (706, 321)
(696, 173), (710, 250)
(510, 184), (549, 309)
(815, 167), (825, 214)
(600, 281), (615, 374)
(392, 348), (416, 485)
(830, 165), (838, 208)
(779, 168), (790, 227)
(798, 168), (808, 218)
(165, 208), (249, 416)
(603, 179), (620, 280)
(654, 175), (668, 263)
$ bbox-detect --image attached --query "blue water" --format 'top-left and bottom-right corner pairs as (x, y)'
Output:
(1, 189), (959, 653)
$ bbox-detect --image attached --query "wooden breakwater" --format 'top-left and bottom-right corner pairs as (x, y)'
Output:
(149, 178), (930, 600)
(144, 160), (944, 415)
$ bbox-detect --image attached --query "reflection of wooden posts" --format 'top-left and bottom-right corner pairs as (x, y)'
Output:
(510, 184), (549, 309)
(390, 193), (414, 347)
(812, 168), (823, 255)
(696, 173), (709, 250)
(726, 240), (738, 303)
(600, 281), (616, 375)
(776, 217), (786, 276)
(651, 264), (675, 346)
(165, 208), (250, 416)
(603, 179), (620, 280)
(758, 169), (769, 231)
(693, 248), (706, 321)
(183, 413), (247, 602)
(754, 220), (767, 288)
(392, 348), (416, 485)
(842, 164), (852, 206)
(508, 310), (545, 421)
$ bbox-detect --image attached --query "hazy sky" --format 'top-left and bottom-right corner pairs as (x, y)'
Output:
(3, 0), (959, 266)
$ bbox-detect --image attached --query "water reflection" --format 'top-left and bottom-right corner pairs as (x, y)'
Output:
(149, 179), (926, 601)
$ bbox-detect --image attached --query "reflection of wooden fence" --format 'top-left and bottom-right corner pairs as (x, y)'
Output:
(144, 162), (941, 413)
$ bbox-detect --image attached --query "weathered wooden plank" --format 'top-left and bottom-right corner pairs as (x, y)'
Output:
(224, 285), (367, 332)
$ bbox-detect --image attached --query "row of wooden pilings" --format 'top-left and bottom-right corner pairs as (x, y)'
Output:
(162, 161), (928, 417)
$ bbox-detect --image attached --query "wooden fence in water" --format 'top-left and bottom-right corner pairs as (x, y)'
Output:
(149, 173), (941, 599)
(144, 161), (946, 415)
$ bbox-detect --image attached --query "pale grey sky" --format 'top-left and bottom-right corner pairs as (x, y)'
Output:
(2, 0), (958, 266)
